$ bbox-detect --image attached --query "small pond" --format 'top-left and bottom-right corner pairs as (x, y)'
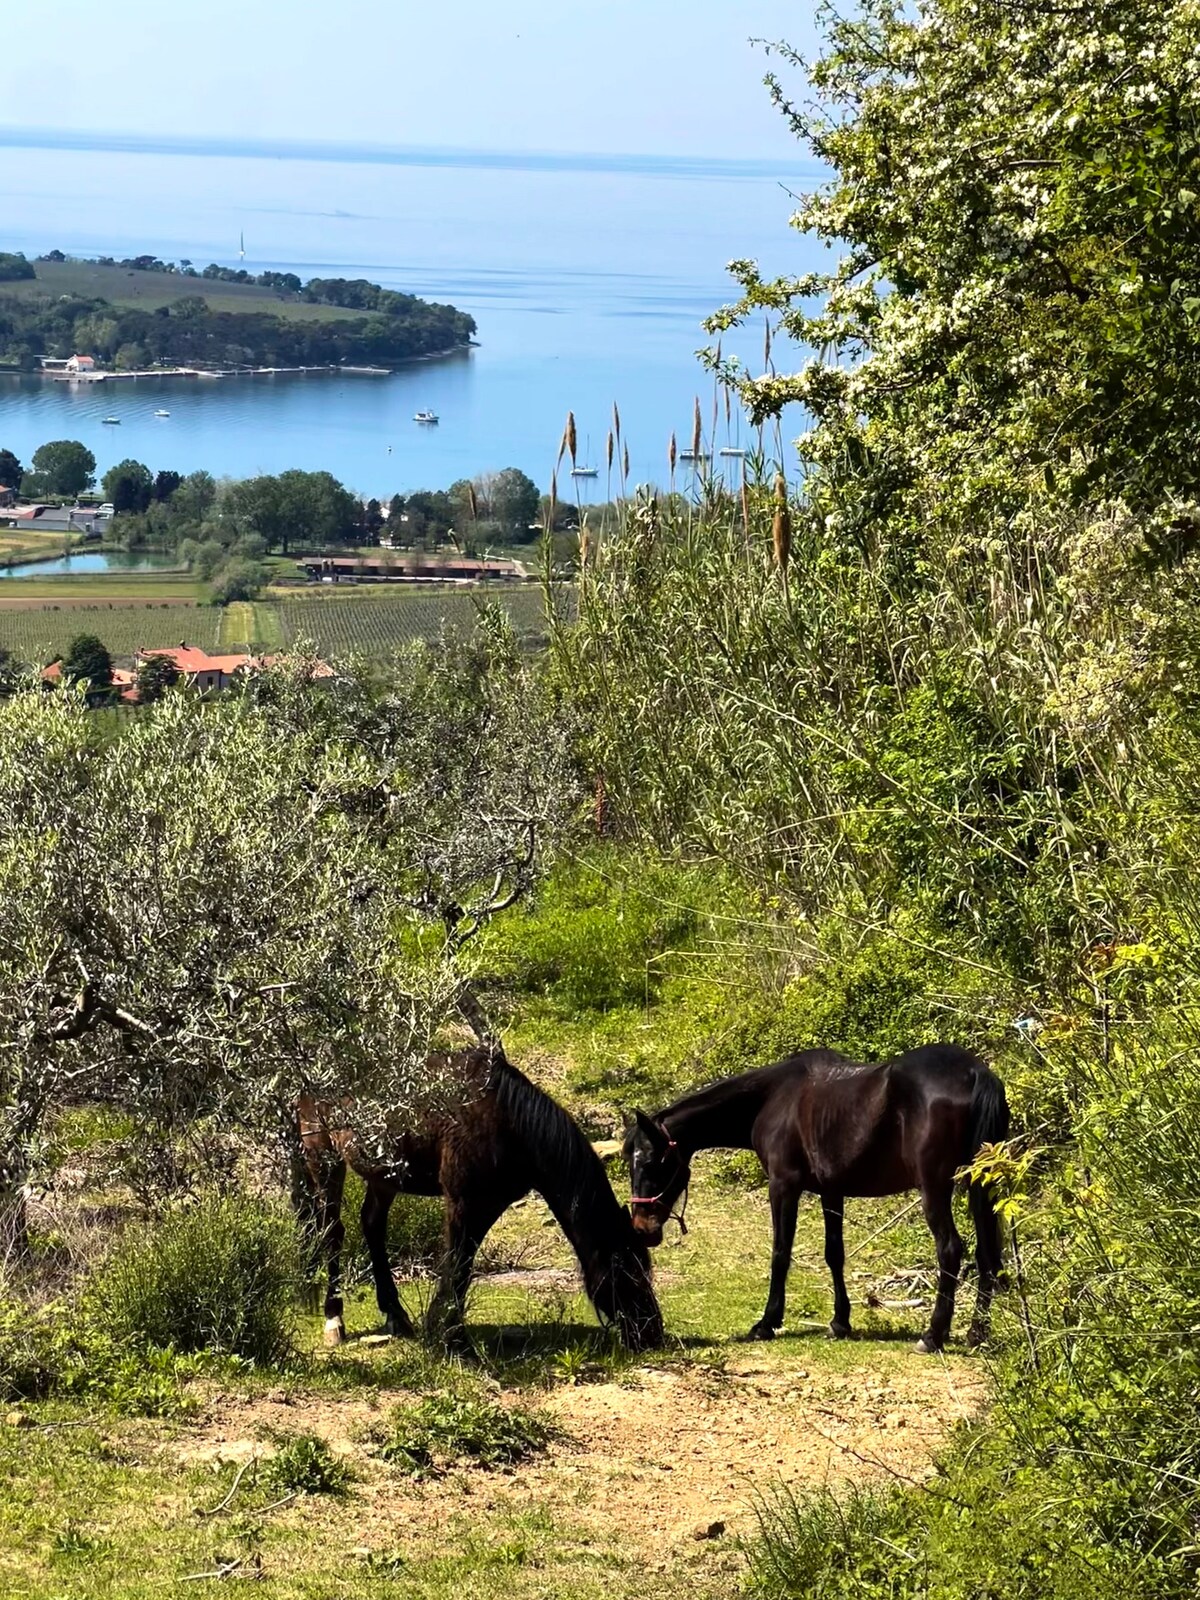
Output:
(1, 550), (181, 579)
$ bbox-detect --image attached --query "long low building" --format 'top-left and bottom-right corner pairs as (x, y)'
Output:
(1, 503), (111, 537)
(298, 554), (528, 584)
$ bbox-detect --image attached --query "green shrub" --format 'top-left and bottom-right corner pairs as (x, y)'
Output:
(476, 855), (712, 1012)
(0, 1289), (77, 1400)
(85, 1193), (303, 1364)
(380, 1392), (553, 1477)
(264, 1433), (350, 1496)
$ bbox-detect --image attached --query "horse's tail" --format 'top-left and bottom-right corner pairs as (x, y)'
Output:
(965, 1064), (1010, 1284)
(966, 1063), (1010, 1162)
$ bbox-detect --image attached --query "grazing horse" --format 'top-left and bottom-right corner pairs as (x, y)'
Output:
(624, 1043), (1008, 1352)
(297, 1044), (663, 1353)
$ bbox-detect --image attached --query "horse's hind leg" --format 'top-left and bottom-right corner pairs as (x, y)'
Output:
(821, 1195), (852, 1338)
(916, 1181), (964, 1354)
(426, 1192), (504, 1354)
(361, 1183), (415, 1339)
(966, 1181), (1003, 1348)
(748, 1180), (799, 1341)
(314, 1157), (347, 1345)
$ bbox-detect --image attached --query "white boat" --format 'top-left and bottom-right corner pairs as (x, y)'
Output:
(719, 447), (745, 457)
(570, 465), (599, 478)
(414, 408), (439, 424)
(101, 416), (120, 424)
(679, 448), (709, 462)
(154, 409), (170, 418)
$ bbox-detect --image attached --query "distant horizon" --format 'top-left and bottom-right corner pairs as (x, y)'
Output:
(0, 126), (820, 185)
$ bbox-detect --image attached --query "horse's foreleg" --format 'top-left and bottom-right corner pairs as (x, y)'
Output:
(916, 1182), (963, 1354)
(361, 1183), (414, 1339)
(821, 1196), (852, 1337)
(748, 1180), (799, 1340)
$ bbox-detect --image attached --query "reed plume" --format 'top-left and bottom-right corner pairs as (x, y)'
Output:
(623, 441), (630, 481)
(692, 397), (702, 462)
(607, 430), (614, 471)
(613, 401), (621, 443)
(668, 432), (677, 476)
(566, 410), (578, 466)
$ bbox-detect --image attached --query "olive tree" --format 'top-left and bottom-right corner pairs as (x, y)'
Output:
(0, 628), (576, 1245)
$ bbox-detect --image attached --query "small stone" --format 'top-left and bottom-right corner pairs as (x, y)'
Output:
(693, 1520), (726, 1541)
(5, 1411), (32, 1429)
(265, 1388), (290, 1406)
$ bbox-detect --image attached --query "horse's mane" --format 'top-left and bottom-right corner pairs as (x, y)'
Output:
(488, 1049), (629, 1246)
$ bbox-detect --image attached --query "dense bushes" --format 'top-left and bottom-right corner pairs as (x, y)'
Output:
(85, 1196), (303, 1363)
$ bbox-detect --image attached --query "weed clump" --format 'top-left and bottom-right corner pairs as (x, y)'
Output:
(380, 1391), (553, 1477)
(264, 1433), (350, 1497)
(85, 1194), (303, 1365)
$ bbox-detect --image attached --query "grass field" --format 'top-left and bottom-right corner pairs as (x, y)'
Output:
(0, 1166), (988, 1600)
(0, 530), (82, 565)
(0, 260), (365, 322)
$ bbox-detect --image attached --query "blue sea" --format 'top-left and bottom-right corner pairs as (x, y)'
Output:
(0, 134), (820, 499)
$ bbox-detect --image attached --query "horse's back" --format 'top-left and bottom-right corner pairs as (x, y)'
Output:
(760, 1043), (990, 1195)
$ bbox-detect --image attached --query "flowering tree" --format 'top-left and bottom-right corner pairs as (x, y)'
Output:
(709, 1), (1200, 536)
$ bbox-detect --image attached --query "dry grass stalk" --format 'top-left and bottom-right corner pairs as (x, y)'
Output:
(772, 471), (792, 575)
(606, 431), (614, 471)
(623, 442), (630, 480)
(566, 411), (578, 467)
(669, 432), (677, 475)
(692, 397), (702, 461)
(613, 401), (621, 443)
(741, 471), (751, 540)
(764, 316), (772, 371)
(467, 482), (478, 522)
(547, 471), (558, 532)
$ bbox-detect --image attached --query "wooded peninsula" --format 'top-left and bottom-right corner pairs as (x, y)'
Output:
(0, 252), (477, 371)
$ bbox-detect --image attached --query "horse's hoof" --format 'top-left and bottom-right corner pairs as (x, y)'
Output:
(382, 1314), (414, 1340)
(323, 1317), (346, 1347)
(914, 1335), (942, 1355)
(829, 1321), (853, 1340)
(746, 1321), (777, 1342)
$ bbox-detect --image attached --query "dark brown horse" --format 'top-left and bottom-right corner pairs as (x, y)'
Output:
(298, 1044), (663, 1353)
(624, 1043), (1008, 1352)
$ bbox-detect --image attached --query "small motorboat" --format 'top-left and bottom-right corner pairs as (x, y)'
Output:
(154, 409), (170, 418)
(718, 447), (745, 457)
(679, 449), (710, 462)
(570, 465), (599, 478)
(101, 416), (120, 424)
(413, 408), (439, 424)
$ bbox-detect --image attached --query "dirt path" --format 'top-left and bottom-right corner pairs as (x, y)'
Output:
(178, 1350), (987, 1563)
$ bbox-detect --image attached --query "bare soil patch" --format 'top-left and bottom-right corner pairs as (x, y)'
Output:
(178, 1352), (986, 1561)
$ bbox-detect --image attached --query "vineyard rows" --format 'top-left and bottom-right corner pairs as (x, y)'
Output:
(278, 587), (549, 656)
(0, 604), (221, 663)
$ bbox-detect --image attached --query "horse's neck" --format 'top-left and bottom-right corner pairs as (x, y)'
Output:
(664, 1080), (764, 1157)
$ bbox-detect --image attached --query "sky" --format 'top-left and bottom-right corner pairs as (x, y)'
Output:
(6, 0), (820, 161)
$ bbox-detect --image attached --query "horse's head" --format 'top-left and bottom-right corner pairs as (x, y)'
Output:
(586, 1223), (664, 1352)
(623, 1109), (691, 1248)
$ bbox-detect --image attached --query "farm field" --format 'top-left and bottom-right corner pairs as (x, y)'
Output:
(278, 586), (550, 655)
(1, 260), (365, 322)
(0, 581), (551, 665)
(0, 602), (220, 660)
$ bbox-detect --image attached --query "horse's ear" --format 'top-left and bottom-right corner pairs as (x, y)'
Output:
(634, 1109), (664, 1146)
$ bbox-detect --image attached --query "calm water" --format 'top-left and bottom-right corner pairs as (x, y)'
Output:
(1, 550), (180, 577)
(0, 140), (817, 498)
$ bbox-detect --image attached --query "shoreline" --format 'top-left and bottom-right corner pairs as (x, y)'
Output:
(2, 343), (475, 385)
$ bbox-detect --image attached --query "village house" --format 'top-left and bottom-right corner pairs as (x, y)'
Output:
(134, 644), (333, 693)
